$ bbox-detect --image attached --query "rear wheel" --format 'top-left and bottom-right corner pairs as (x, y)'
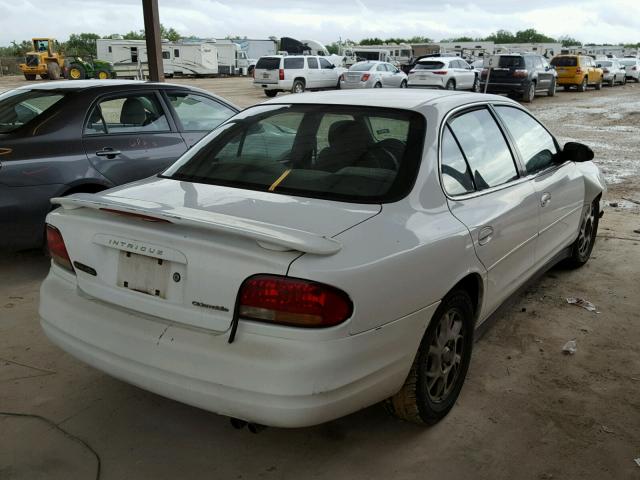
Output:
(67, 64), (86, 80)
(47, 62), (61, 80)
(445, 79), (456, 90)
(374, 82), (382, 88)
(386, 290), (474, 425)
(264, 89), (278, 98)
(291, 79), (305, 94)
(23, 73), (36, 81)
(609, 77), (615, 87)
(577, 76), (588, 92)
(95, 69), (110, 80)
(564, 200), (599, 269)
(595, 77), (602, 90)
(548, 78), (556, 97)
(400, 79), (408, 88)
(523, 81), (536, 103)
(40, 74), (49, 80)
(472, 75), (480, 92)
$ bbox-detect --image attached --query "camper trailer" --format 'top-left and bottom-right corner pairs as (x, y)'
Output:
(97, 38), (220, 78)
(340, 44), (412, 67)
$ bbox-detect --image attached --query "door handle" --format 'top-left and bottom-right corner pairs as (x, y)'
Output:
(478, 226), (494, 245)
(540, 192), (552, 207)
(95, 148), (121, 158)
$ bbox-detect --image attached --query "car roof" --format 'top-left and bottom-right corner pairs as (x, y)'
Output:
(12, 79), (197, 92)
(261, 89), (511, 111)
(418, 57), (460, 62)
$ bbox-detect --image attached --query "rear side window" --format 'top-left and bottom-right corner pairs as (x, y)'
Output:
(284, 58), (304, 69)
(163, 104), (426, 204)
(85, 93), (170, 135)
(494, 106), (558, 173)
(376, 64), (386, 72)
(0, 90), (65, 133)
(448, 108), (518, 190)
(498, 56), (525, 68)
(167, 92), (236, 131)
(441, 126), (474, 195)
(255, 57), (280, 70)
(307, 57), (318, 69)
(551, 57), (577, 67)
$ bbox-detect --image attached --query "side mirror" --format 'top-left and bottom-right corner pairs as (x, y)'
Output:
(562, 142), (594, 163)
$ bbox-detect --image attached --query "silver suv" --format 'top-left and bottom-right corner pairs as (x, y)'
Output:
(253, 55), (343, 97)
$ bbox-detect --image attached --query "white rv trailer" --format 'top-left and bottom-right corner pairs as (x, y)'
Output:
(230, 38), (278, 70)
(213, 39), (250, 73)
(493, 43), (562, 59)
(340, 44), (412, 66)
(96, 38), (221, 78)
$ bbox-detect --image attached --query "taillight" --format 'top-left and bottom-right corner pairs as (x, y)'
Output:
(576, 67), (582, 74)
(279, 68), (284, 80)
(238, 275), (352, 328)
(46, 224), (74, 273)
(513, 69), (528, 78)
(361, 73), (370, 81)
(432, 70), (447, 75)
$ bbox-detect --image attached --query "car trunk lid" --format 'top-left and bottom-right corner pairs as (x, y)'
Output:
(48, 178), (380, 333)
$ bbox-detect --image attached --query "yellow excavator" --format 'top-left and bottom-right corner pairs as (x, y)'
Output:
(19, 38), (65, 81)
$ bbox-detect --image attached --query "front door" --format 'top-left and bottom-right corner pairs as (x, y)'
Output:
(83, 91), (187, 185)
(492, 105), (585, 265)
(319, 57), (337, 88)
(441, 107), (539, 314)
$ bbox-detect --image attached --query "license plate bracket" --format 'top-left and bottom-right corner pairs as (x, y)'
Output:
(117, 251), (171, 298)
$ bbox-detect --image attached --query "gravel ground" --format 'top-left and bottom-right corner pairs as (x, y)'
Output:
(1, 75), (639, 480)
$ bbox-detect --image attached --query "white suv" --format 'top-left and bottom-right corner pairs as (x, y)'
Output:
(253, 55), (343, 97)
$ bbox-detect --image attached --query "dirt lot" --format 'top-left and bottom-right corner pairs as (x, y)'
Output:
(1, 76), (639, 480)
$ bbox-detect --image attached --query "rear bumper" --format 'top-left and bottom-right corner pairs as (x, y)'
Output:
(253, 80), (292, 91)
(0, 183), (62, 249)
(479, 81), (526, 94)
(40, 269), (435, 427)
(407, 77), (444, 88)
(340, 81), (371, 89)
(556, 76), (583, 86)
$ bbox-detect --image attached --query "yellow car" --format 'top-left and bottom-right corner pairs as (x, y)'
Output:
(550, 55), (603, 92)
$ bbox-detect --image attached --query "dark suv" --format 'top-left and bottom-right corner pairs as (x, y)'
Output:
(479, 54), (557, 102)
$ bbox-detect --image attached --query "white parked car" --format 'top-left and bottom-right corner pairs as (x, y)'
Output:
(619, 58), (640, 82)
(408, 57), (478, 91)
(596, 60), (627, 86)
(40, 90), (605, 428)
(340, 61), (408, 89)
(253, 55), (344, 97)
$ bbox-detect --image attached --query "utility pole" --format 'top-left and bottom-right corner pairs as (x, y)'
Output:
(142, 0), (164, 82)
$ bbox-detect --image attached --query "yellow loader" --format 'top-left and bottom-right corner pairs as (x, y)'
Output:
(19, 38), (65, 81)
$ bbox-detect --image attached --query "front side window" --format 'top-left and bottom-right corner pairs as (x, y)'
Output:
(319, 58), (333, 69)
(448, 108), (518, 190)
(163, 104), (426, 203)
(376, 64), (386, 72)
(494, 106), (557, 173)
(0, 90), (66, 133)
(167, 92), (235, 131)
(85, 93), (170, 135)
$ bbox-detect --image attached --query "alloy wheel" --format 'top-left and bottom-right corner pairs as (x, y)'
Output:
(425, 308), (465, 403)
(577, 204), (596, 259)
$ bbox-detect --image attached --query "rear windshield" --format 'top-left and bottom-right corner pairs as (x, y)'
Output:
(551, 57), (578, 67)
(162, 104), (426, 204)
(350, 62), (375, 71)
(255, 57), (280, 70)
(283, 58), (304, 69)
(0, 89), (66, 133)
(414, 61), (444, 70)
(498, 56), (525, 68)
(619, 59), (637, 66)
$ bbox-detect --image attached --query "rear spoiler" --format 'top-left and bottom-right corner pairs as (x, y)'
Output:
(51, 194), (342, 255)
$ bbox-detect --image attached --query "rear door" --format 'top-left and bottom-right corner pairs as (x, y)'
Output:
(493, 105), (584, 265)
(306, 57), (320, 88)
(83, 91), (187, 185)
(441, 107), (539, 314)
(163, 90), (237, 148)
(254, 56), (281, 84)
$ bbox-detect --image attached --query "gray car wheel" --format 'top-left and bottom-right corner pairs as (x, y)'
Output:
(523, 81), (536, 103)
(374, 82), (382, 88)
(445, 79), (455, 90)
(564, 200), (599, 268)
(548, 78), (556, 97)
(400, 80), (407, 88)
(291, 80), (305, 94)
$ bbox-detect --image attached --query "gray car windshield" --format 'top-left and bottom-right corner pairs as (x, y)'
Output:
(0, 90), (66, 133)
(163, 104), (426, 203)
(414, 62), (445, 70)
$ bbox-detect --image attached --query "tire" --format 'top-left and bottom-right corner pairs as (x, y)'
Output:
(563, 200), (599, 269)
(95, 69), (110, 80)
(622, 76), (626, 85)
(472, 75), (479, 92)
(548, 78), (556, 97)
(400, 80), (407, 88)
(577, 77), (587, 92)
(291, 79), (305, 94)
(523, 81), (536, 103)
(595, 78), (602, 90)
(445, 79), (456, 90)
(563, 85), (571, 91)
(609, 77), (615, 87)
(635, 77), (640, 83)
(47, 62), (61, 80)
(386, 289), (474, 425)
(67, 64), (86, 80)
(248, 65), (255, 76)
(23, 73), (36, 81)
(40, 74), (49, 80)
(374, 82), (382, 88)
(264, 89), (278, 98)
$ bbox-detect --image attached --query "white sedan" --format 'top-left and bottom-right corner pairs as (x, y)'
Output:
(40, 90), (605, 428)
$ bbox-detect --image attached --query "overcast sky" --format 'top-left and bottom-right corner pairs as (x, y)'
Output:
(1, 0), (638, 46)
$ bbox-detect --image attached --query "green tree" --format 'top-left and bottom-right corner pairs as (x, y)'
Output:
(406, 36), (433, 44)
(64, 33), (100, 57)
(558, 35), (582, 47)
(513, 28), (556, 43)
(359, 37), (384, 45)
(441, 36), (475, 42)
(326, 42), (340, 55)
